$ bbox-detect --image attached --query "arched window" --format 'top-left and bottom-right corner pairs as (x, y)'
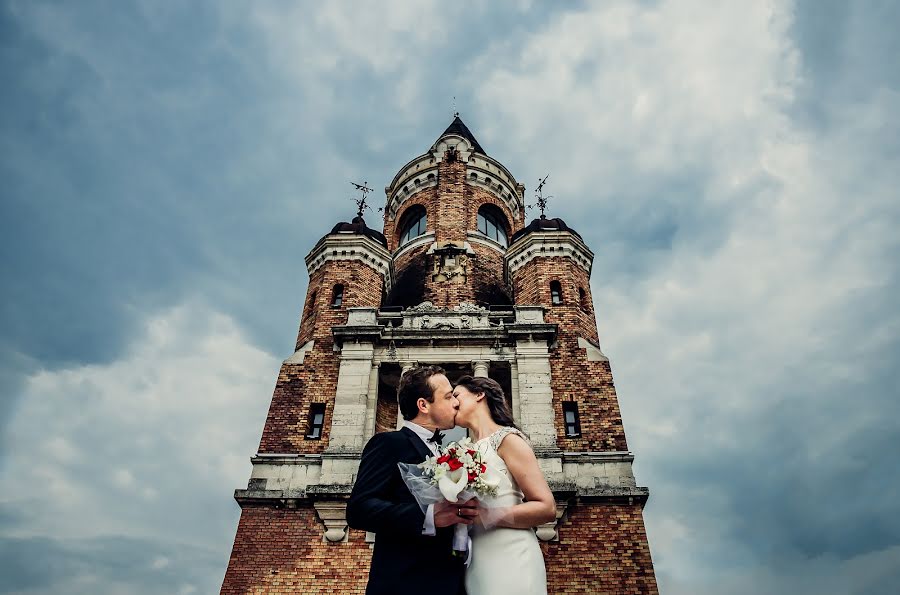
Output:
(398, 207), (427, 246)
(331, 284), (344, 307)
(476, 205), (509, 247)
(550, 281), (562, 305)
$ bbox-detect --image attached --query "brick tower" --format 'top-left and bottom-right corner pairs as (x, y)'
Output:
(221, 117), (658, 594)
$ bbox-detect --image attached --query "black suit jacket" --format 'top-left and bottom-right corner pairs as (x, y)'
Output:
(347, 427), (465, 595)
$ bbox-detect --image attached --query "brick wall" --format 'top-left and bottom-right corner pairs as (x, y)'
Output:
(551, 341), (628, 452)
(375, 396), (397, 434)
(511, 255), (599, 344)
(259, 256), (383, 454)
(469, 242), (512, 306)
(544, 502), (659, 594)
(383, 150), (523, 309)
(512, 254), (628, 451)
(221, 507), (372, 594)
(221, 503), (657, 594)
(384, 244), (429, 308)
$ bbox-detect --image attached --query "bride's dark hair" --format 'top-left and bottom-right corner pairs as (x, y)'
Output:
(455, 375), (522, 431)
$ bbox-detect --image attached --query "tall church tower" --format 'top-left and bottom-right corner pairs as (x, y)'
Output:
(221, 117), (658, 594)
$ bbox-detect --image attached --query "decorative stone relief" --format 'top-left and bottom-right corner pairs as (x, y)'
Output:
(347, 308), (377, 326)
(313, 502), (349, 543)
(429, 242), (470, 284)
(515, 306), (545, 324)
(401, 302), (490, 330)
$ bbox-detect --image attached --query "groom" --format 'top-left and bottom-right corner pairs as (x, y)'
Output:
(347, 365), (478, 595)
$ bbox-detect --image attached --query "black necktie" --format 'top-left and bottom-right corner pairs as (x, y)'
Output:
(427, 429), (444, 444)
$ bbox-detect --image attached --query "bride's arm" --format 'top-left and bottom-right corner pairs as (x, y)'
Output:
(491, 434), (557, 529)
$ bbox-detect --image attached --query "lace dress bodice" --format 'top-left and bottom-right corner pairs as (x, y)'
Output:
(476, 426), (529, 506)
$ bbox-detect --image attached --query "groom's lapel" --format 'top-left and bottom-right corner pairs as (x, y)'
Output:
(400, 426), (432, 463)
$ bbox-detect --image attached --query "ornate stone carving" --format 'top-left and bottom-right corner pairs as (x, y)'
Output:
(401, 302), (490, 330)
(313, 502), (349, 543)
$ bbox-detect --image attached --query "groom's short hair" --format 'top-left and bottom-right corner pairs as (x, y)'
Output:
(397, 365), (445, 421)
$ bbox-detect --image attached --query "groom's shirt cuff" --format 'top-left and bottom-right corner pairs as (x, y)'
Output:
(422, 504), (436, 535)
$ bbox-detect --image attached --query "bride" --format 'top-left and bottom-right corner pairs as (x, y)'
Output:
(452, 376), (556, 595)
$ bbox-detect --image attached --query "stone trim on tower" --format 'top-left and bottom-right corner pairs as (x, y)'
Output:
(305, 233), (394, 295)
(505, 230), (594, 277)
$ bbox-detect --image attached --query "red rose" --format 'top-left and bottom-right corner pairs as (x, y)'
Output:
(467, 472), (476, 482)
(437, 454), (451, 464)
(447, 458), (463, 471)
(480, 464), (486, 474)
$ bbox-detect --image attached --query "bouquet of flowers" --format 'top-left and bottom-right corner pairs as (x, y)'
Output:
(399, 437), (502, 555)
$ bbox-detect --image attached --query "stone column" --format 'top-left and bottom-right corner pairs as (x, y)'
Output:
(363, 362), (380, 441)
(471, 360), (489, 378)
(510, 360), (521, 423)
(325, 341), (376, 453)
(514, 339), (558, 450)
(397, 361), (417, 429)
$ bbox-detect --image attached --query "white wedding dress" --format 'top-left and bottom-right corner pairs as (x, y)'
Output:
(465, 427), (548, 595)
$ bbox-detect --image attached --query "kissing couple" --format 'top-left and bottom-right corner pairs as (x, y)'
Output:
(347, 365), (556, 595)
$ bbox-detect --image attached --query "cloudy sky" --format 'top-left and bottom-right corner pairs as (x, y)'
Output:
(2, 1), (898, 593)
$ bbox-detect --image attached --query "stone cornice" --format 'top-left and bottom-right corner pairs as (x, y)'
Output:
(561, 451), (634, 464)
(331, 304), (557, 346)
(505, 230), (595, 277)
(465, 160), (523, 220)
(384, 155), (439, 220)
(384, 141), (524, 222)
(305, 233), (394, 294)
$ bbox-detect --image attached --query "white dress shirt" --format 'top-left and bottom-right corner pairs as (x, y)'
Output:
(402, 421), (439, 535)
(402, 420), (473, 565)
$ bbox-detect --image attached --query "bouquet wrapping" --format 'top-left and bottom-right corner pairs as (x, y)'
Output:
(398, 437), (504, 554)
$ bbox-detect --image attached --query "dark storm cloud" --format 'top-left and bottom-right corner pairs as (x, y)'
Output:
(1, 1), (898, 594)
(0, 534), (222, 594)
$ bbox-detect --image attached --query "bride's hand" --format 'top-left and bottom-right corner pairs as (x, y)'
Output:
(434, 498), (479, 528)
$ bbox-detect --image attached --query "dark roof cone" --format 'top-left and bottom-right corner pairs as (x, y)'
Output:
(436, 115), (486, 155)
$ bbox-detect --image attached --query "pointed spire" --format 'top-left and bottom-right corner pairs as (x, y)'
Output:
(436, 114), (486, 155)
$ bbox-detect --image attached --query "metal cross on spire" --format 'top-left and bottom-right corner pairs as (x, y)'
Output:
(528, 174), (552, 218)
(351, 181), (373, 218)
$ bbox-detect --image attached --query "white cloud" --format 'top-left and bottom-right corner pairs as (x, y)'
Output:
(3, 1), (897, 593)
(463, 0), (900, 591)
(1, 301), (277, 550)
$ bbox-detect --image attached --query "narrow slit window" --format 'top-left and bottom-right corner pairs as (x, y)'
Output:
(306, 403), (326, 439)
(550, 281), (563, 305)
(563, 402), (581, 437)
(332, 284), (344, 307)
(579, 287), (588, 311)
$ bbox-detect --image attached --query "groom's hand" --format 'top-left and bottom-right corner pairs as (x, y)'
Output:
(434, 498), (479, 528)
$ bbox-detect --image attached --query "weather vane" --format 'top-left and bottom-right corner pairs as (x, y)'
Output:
(452, 96), (458, 119)
(351, 181), (373, 217)
(528, 174), (551, 217)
